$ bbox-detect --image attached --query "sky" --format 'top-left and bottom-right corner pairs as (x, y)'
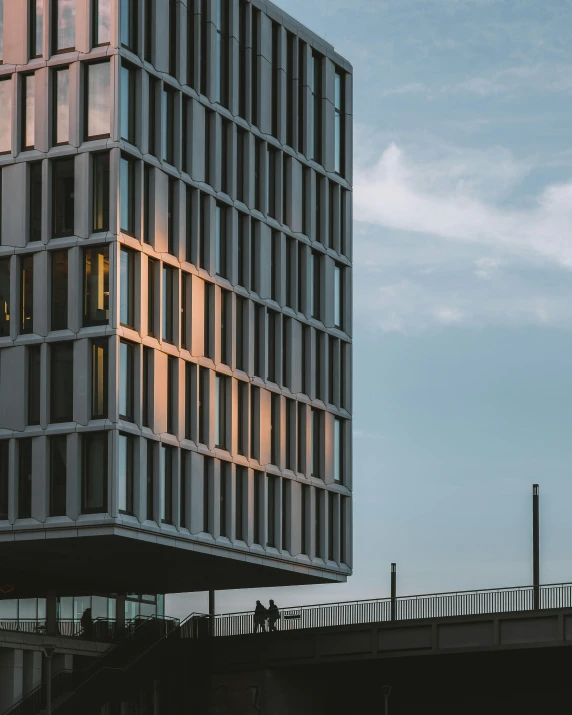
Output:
(169, 0), (572, 619)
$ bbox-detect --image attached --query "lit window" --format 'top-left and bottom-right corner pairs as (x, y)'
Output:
(86, 62), (111, 139)
(91, 338), (108, 419)
(20, 256), (33, 335)
(53, 67), (69, 145)
(0, 258), (10, 337)
(83, 245), (109, 327)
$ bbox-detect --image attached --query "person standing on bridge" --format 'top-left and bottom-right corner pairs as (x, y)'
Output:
(253, 600), (267, 633)
(267, 600), (280, 632)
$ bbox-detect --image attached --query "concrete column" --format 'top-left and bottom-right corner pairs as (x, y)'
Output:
(0, 648), (24, 713)
(23, 650), (42, 697)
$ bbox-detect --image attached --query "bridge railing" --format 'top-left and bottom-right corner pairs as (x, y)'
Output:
(205, 582), (572, 638)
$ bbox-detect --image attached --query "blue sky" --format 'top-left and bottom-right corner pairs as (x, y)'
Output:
(169, 0), (572, 618)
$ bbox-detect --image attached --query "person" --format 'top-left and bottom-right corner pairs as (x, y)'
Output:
(253, 601), (267, 633)
(267, 599), (280, 632)
(81, 607), (94, 639)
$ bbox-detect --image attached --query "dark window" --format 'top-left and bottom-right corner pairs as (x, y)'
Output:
(204, 282), (214, 358)
(52, 0), (75, 52)
(142, 347), (152, 428)
(162, 86), (175, 164)
(120, 248), (135, 328)
(53, 67), (70, 145)
(215, 203), (227, 278)
(91, 338), (108, 419)
(235, 466), (245, 541)
(29, 161), (42, 241)
(271, 22), (279, 137)
(340, 496), (347, 564)
(20, 255), (33, 335)
(30, 0), (44, 58)
(215, 0), (229, 107)
(120, 62), (136, 144)
(161, 445), (173, 524)
(148, 258), (157, 336)
(220, 290), (231, 366)
(169, 0), (177, 77)
(86, 62), (111, 139)
(298, 42), (305, 154)
(334, 418), (343, 484)
(311, 52), (322, 163)
(297, 403), (305, 474)
(18, 439), (32, 519)
(0, 258), (10, 337)
(52, 158), (74, 238)
(168, 177), (176, 254)
(146, 439), (154, 520)
(270, 392), (280, 466)
(118, 434), (134, 514)
(253, 471), (261, 545)
(162, 265), (174, 343)
(186, 0), (195, 88)
(120, 154), (136, 235)
(167, 356), (176, 435)
(83, 246), (109, 327)
(92, 152), (110, 232)
(282, 479), (289, 552)
(285, 398), (295, 471)
(253, 304), (263, 379)
(182, 273), (192, 351)
(301, 485), (309, 555)
(120, 0), (138, 53)
(267, 310), (277, 383)
(311, 408), (321, 478)
(235, 296), (247, 372)
(200, 0), (208, 96)
(267, 147), (277, 218)
(184, 361), (195, 441)
(311, 251), (321, 320)
(119, 340), (135, 422)
(22, 73), (35, 150)
(0, 442), (8, 520)
(144, 0), (154, 62)
(315, 330), (323, 401)
(271, 234), (280, 302)
(237, 214), (247, 288)
(50, 342), (73, 423)
(328, 492), (335, 561)
(254, 139), (262, 212)
(215, 374), (228, 449)
(204, 110), (212, 185)
(315, 488), (322, 558)
(335, 70), (344, 175)
(286, 32), (295, 148)
(236, 128), (246, 203)
(238, 0), (247, 118)
(50, 435), (67, 516)
(93, 0), (111, 46)
(28, 345), (41, 426)
(148, 78), (157, 157)
(203, 457), (211, 533)
(334, 265), (342, 328)
(221, 119), (231, 195)
(251, 8), (259, 125)
(250, 386), (259, 461)
(237, 381), (248, 456)
(267, 476), (277, 548)
(82, 432), (108, 514)
(198, 366), (209, 445)
(220, 461), (229, 537)
(144, 165), (153, 244)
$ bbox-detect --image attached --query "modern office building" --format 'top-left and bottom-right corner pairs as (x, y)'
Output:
(0, 0), (353, 600)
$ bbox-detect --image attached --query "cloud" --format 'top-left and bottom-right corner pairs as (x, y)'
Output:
(474, 257), (501, 280)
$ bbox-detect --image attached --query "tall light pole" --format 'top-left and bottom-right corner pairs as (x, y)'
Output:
(533, 484), (540, 610)
(382, 685), (392, 715)
(43, 646), (55, 715)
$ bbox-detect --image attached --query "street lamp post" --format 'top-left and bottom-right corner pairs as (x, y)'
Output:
(382, 685), (392, 715)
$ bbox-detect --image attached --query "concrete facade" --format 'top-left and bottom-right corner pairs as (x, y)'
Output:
(0, 0), (353, 596)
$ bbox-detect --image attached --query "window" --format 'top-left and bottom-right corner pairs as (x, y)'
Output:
(92, 153), (110, 232)
(82, 432), (108, 514)
(315, 488), (322, 558)
(254, 139), (263, 212)
(335, 70), (344, 175)
(221, 119), (231, 194)
(119, 341), (135, 422)
(271, 22), (278, 137)
(220, 461), (229, 537)
(270, 393), (280, 466)
(311, 251), (321, 320)
(120, 155), (136, 234)
(203, 456), (211, 533)
(161, 445), (173, 524)
(120, 63), (136, 144)
(0, 442), (7, 520)
(237, 214), (247, 288)
(50, 435), (67, 516)
(215, 374), (228, 449)
(121, 0), (138, 53)
(93, 0), (111, 46)
(220, 290), (231, 366)
(142, 347), (152, 428)
(53, 67), (70, 145)
(334, 418), (343, 484)
(311, 408), (321, 478)
(52, 0), (76, 52)
(181, 273), (192, 351)
(162, 86), (175, 164)
(251, 8), (259, 125)
(184, 362), (195, 441)
(22, 74), (35, 151)
(237, 381), (248, 456)
(236, 296), (247, 372)
(148, 78), (158, 157)
(334, 265), (342, 328)
(286, 237), (295, 309)
(143, 166), (154, 246)
(250, 386), (259, 461)
(83, 246), (109, 327)
(162, 265), (174, 343)
(167, 356), (175, 434)
(168, 177), (176, 254)
(18, 439), (32, 519)
(200, 0), (208, 96)
(169, 0), (177, 77)
(29, 162), (42, 243)
(0, 258), (10, 337)
(267, 476), (277, 548)
(144, 0), (154, 62)
(120, 249), (135, 328)
(204, 282), (214, 359)
(215, 204), (228, 278)
(198, 366), (208, 445)
(91, 338), (108, 419)
(253, 471), (262, 545)
(51, 250), (68, 331)
(86, 62), (111, 139)
(235, 466), (246, 541)
(285, 398), (295, 471)
(20, 256), (33, 335)
(51, 342), (73, 423)
(0, 78), (11, 154)
(52, 158), (74, 238)
(328, 492), (335, 561)
(236, 128), (246, 203)
(271, 233), (280, 302)
(267, 147), (277, 218)
(30, 0), (43, 57)
(267, 310), (277, 384)
(148, 258), (157, 336)
(215, 0), (228, 106)
(146, 439), (154, 520)
(311, 52), (322, 163)
(282, 479), (289, 552)
(118, 434), (134, 514)
(253, 304), (264, 379)
(301, 485), (309, 555)
(28, 345), (41, 426)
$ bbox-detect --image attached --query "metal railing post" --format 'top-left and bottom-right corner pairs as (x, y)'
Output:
(390, 563), (397, 621)
(533, 484), (540, 610)
(209, 590), (216, 637)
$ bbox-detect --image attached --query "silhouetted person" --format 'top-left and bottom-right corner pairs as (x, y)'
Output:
(253, 601), (267, 633)
(81, 608), (94, 640)
(267, 600), (280, 632)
